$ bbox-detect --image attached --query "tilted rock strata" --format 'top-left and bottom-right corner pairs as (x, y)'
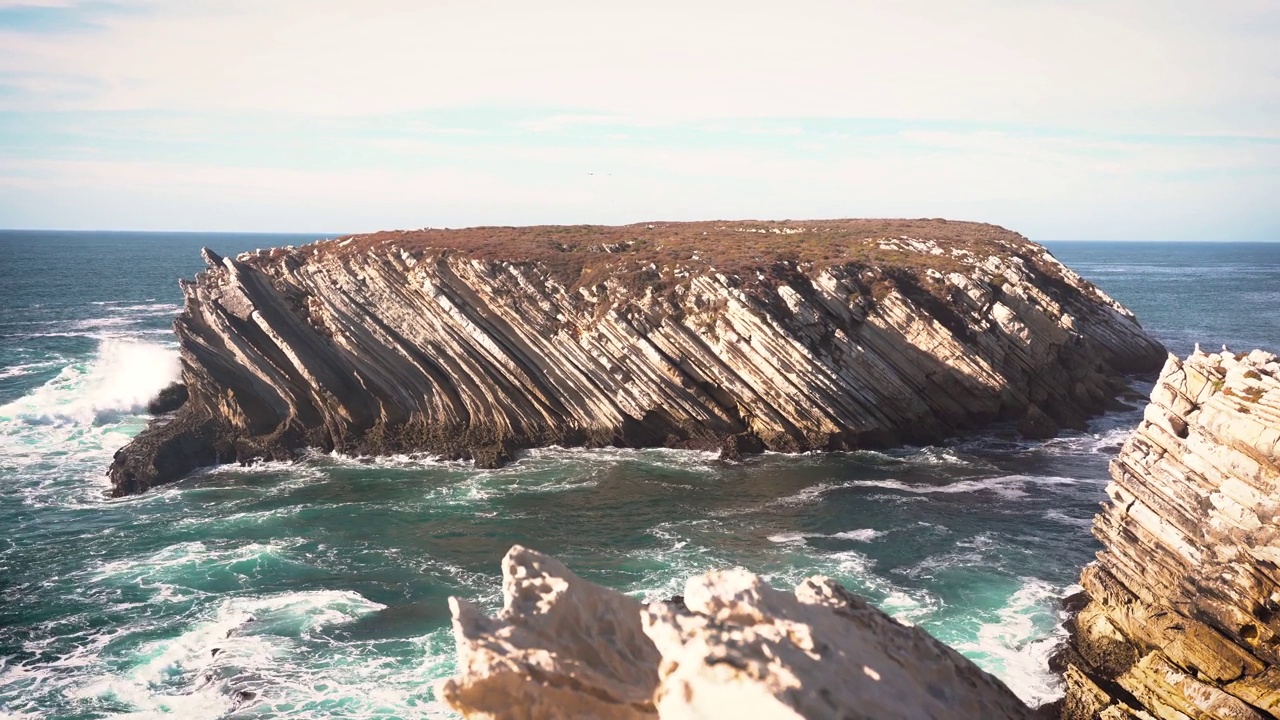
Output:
(1059, 349), (1280, 719)
(441, 545), (1036, 720)
(109, 219), (1165, 494)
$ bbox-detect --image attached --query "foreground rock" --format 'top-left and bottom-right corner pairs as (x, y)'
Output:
(441, 545), (1036, 720)
(109, 219), (1165, 494)
(1059, 348), (1280, 719)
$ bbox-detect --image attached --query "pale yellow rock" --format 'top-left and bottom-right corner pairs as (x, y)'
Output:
(1116, 652), (1265, 720)
(442, 546), (1036, 720)
(642, 570), (1034, 720)
(438, 546), (661, 720)
(1063, 350), (1280, 720)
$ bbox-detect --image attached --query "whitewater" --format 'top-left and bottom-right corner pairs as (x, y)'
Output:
(2, 231), (1278, 719)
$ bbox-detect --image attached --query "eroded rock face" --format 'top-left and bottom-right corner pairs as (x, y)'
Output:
(439, 547), (661, 720)
(644, 569), (1035, 720)
(441, 545), (1036, 720)
(109, 219), (1165, 494)
(1059, 348), (1280, 719)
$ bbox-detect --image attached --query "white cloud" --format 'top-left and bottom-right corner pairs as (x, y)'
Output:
(0, 0), (1275, 238)
(1, 0), (1277, 134)
(3, 127), (1274, 238)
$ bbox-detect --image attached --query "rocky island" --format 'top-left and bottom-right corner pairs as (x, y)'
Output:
(109, 219), (1166, 495)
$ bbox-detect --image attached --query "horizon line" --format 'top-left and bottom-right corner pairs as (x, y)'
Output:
(0, 227), (1277, 244)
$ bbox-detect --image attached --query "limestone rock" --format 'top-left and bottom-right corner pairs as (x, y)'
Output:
(1060, 349), (1280, 719)
(108, 219), (1166, 494)
(438, 546), (662, 720)
(642, 569), (1035, 720)
(441, 545), (1037, 720)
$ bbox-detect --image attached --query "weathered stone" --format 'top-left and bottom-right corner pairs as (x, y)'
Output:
(109, 220), (1166, 493)
(438, 546), (661, 720)
(718, 431), (765, 461)
(441, 545), (1037, 720)
(1061, 349), (1280, 719)
(641, 569), (1035, 720)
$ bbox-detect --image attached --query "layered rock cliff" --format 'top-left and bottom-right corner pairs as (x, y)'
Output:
(109, 219), (1165, 495)
(1059, 348), (1280, 719)
(440, 544), (1036, 720)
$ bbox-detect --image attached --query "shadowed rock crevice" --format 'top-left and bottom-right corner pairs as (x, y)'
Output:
(109, 219), (1166, 495)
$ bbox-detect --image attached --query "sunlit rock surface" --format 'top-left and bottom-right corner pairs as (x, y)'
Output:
(108, 219), (1165, 494)
(1059, 348), (1280, 719)
(440, 545), (1036, 720)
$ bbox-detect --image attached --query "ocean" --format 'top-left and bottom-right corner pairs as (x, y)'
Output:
(1, 231), (1277, 719)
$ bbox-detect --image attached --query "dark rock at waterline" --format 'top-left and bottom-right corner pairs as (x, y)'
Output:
(719, 431), (765, 462)
(146, 382), (189, 415)
(1016, 404), (1059, 440)
(471, 440), (515, 470)
(108, 220), (1167, 494)
(108, 412), (226, 497)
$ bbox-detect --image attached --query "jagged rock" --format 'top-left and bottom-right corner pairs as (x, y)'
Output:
(438, 546), (662, 719)
(1059, 349), (1280, 719)
(441, 545), (1036, 720)
(642, 568), (1035, 720)
(109, 219), (1166, 494)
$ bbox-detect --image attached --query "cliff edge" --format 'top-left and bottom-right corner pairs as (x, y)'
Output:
(109, 219), (1165, 494)
(1059, 348), (1280, 719)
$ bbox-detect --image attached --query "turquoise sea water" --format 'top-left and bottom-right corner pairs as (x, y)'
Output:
(1, 232), (1277, 719)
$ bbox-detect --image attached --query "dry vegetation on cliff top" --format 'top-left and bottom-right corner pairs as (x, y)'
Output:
(275, 219), (1039, 288)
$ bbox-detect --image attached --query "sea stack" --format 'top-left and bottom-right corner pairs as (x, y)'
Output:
(1058, 349), (1280, 718)
(109, 219), (1166, 495)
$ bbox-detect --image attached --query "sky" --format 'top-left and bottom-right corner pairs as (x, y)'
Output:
(0, 0), (1277, 240)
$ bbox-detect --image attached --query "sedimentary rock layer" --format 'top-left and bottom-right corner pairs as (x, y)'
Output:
(1059, 348), (1280, 719)
(109, 219), (1165, 494)
(440, 544), (1036, 720)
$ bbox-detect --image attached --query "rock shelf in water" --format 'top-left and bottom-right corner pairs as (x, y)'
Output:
(109, 219), (1165, 495)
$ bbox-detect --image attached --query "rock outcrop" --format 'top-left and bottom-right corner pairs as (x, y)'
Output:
(440, 544), (1036, 720)
(109, 219), (1165, 494)
(1059, 348), (1280, 719)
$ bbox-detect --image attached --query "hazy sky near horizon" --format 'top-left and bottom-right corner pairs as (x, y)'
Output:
(0, 0), (1277, 240)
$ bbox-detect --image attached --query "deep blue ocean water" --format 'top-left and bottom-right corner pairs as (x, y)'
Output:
(0, 232), (1276, 719)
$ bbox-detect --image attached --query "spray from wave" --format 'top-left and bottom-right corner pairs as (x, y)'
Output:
(0, 339), (179, 426)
